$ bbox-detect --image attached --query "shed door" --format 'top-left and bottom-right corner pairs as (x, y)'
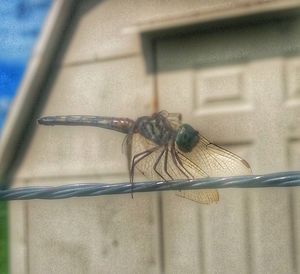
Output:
(155, 13), (300, 274)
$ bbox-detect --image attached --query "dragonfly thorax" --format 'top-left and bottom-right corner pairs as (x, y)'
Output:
(135, 114), (175, 146)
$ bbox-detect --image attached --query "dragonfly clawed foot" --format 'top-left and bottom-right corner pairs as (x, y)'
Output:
(130, 182), (134, 199)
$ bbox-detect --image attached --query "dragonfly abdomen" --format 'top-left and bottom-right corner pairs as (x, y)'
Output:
(38, 115), (134, 134)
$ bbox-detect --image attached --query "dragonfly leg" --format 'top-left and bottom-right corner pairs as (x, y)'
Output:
(170, 145), (193, 179)
(163, 145), (174, 180)
(153, 147), (168, 181)
(174, 151), (195, 179)
(130, 146), (160, 197)
(176, 150), (209, 177)
(121, 135), (129, 154)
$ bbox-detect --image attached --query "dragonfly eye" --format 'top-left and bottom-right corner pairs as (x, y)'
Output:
(176, 124), (200, 153)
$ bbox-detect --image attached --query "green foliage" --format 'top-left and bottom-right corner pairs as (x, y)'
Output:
(0, 202), (8, 274)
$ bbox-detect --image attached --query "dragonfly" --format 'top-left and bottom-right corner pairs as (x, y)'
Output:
(38, 111), (252, 204)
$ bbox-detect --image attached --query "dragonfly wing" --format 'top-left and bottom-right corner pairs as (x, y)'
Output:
(131, 133), (193, 180)
(130, 133), (219, 204)
(123, 134), (133, 175)
(176, 190), (219, 204)
(176, 134), (252, 177)
(165, 112), (182, 130)
(175, 134), (251, 204)
(130, 133), (162, 180)
(171, 146), (219, 204)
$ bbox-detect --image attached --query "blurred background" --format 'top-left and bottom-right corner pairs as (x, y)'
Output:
(0, 1), (51, 273)
(1, 1), (300, 274)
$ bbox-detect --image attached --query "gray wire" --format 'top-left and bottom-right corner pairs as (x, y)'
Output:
(1, 171), (300, 201)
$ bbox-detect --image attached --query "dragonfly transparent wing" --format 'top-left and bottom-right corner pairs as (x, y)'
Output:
(176, 134), (252, 177)
(164, 112), (182, 130)
(129, 133), (220, 204)
(175, 134), (252, 203)
(122, 133), (133, 175)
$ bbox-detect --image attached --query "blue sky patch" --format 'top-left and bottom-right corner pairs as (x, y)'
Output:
(0, 0), (52, 130)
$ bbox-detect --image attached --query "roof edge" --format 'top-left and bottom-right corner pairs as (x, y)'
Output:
(123, 0), (300, 34)
(0, 0), (76, 185)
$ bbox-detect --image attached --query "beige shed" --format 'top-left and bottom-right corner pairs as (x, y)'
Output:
(1, 0), (300, 273)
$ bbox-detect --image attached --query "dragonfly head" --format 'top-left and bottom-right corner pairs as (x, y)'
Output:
(175, 124), (200, 153)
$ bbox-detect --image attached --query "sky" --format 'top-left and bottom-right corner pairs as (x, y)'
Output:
(0, 0), (52, 130)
